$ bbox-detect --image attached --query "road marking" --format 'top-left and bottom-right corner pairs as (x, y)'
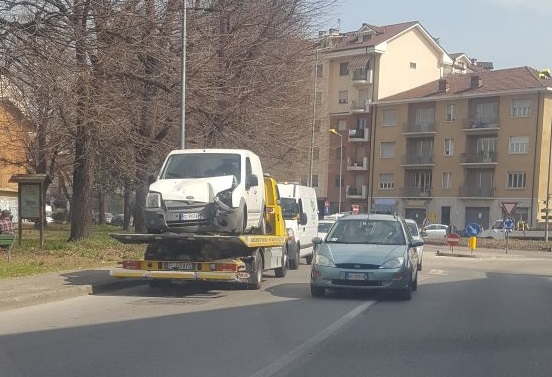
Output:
(249, 300), (374, 377)
(428, 269), (447, 275)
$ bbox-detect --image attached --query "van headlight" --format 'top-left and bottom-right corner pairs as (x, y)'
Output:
(146, 192), (162, 208)
(216, 188), (233, 207)
(314, 254), (336, 267)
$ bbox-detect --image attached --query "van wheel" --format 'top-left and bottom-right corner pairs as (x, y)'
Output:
(288, 243), (300, 270)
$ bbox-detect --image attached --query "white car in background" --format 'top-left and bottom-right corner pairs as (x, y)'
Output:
(422, 223), (449, 239)
(317, 219), (336, 240)
(405, 219), (424, 271)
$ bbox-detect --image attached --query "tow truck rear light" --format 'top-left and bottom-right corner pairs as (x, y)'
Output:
(217, 263), (238, 272)
(121, 260), (141, 270)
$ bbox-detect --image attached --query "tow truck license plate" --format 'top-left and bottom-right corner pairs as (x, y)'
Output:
(165, 262), (195, 271)
(346, 272), (368, 280)
(179, 213), (201, 221)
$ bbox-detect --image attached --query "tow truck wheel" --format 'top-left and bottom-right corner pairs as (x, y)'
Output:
(247, 249), (263, 290)
(274, 247), (288, 278)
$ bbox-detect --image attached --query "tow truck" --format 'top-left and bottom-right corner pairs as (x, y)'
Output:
(110, 175), (289, 289)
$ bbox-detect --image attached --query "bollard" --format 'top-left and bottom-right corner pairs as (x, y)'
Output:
(469, 236), (477, 253)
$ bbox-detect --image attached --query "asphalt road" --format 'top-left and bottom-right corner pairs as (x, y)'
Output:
(0, 246), (551, 377)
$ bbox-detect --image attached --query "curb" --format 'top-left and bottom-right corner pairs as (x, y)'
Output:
(435, 250), (476, 258)
(0, 278), (146, 313)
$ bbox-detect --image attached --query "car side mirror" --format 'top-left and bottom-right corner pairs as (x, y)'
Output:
(299, 212), (308, 225)
(312, 236), (323, 245)
(411, 240), (424, 248)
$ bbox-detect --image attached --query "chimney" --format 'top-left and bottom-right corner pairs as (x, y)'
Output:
(470, 75), (482, 89)
(438, 79), (449, 93)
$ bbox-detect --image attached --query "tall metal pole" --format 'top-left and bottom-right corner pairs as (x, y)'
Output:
(339, 133), (342, 214)
(308, 48), (318, 187)
(546, 119), (552, 242)
(180, 0), (187, 149)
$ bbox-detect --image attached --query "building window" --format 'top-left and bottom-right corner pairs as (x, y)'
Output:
(316, 64), (323, 78)
(312, 174), (319, 187)
(335, 175), (344, 187)
(381, 109), (398, 126)
(509, 136), (529, 154)
(446, 103), (456, 121)
(507, 172), (526, 189)
(380, 142), (395, 158)
(338, 119), (347, 131)
(442, 172), (452, 190)
(410, 62), (417, 69)
(315, 92), (322, 106)
(339, 62), (349, 76)
(313, 147), (319, 160)
(444, 138), (454, 156)
(379, 174), (394, 190)
(415, 106), (434, 127)
(512, 99), (531, 117)
(338, 90), (348, 104)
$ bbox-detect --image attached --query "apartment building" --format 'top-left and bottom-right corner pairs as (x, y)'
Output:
(0, 98), (29, 218)
(372, 67), (552, 230)
(310, 21), (453, 214)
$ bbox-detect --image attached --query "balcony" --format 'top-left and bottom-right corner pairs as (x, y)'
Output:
(346, 185), (367, 199)
(401, 154), (434, 166)
(459, 186), (496, 198)
(403, 186), (431, 198)
(462, 119), (500, 133)
(402, 122), (436, 135)
(348, 128), (370, 142)
(461, 152), (497, 165)
(351, 69), (373, 85)
(349, 100), (371, 114)
(347, 157), (368, 171)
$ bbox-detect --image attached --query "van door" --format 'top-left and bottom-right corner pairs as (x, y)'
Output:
(243, 156), (261, 228)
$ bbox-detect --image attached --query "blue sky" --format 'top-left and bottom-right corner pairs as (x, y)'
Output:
(324, 0), (552, 70)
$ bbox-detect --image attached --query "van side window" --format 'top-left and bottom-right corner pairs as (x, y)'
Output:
(246, 158), (252, 177)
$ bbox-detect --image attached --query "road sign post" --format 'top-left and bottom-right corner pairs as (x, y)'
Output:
(503, 217), (515, 254)
(446, 233), (460, 253)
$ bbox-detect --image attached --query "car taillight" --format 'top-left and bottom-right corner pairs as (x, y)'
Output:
(121, 261), (141, 270)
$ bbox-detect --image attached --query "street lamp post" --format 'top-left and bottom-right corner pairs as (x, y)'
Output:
(180, 0), (187, 149)
(329, 129), (343, 214)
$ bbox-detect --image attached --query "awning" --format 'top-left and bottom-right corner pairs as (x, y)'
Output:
(348, 55), (370, 70)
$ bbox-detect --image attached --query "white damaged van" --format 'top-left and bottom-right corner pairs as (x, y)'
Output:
(277, 183), (319, 267)
(144, 149), (265, 235)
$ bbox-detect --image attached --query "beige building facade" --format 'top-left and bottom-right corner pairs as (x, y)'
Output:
(310, 22), (453, 214)
(372, 67), (552, 231)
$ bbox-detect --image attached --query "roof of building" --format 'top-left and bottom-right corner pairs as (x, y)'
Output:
(379, 66), (552, 103)
(321, 21), (436, 53)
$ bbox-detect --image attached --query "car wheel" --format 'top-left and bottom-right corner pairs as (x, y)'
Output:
(274, 247), (288, 278)
(411, 270), (418, 291)
(417, 260), (423, 272)
(398, 274), (413, 300)
(311, 285), (325, 297)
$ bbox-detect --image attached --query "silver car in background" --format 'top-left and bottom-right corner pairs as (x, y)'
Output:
(310, 214), (422, 300)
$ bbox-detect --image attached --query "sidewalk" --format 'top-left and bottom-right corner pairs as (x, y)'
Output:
(0, 266), (145, 312)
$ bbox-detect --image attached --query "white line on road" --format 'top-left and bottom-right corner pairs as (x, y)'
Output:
(428, 269), (448, 275)
(248, 300), (375, 377)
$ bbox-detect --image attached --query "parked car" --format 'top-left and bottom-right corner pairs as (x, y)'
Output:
(422, 223), (449, 239)
(405, 219), (424, 271)
(310, 213), (421, 300)
(110, 214), (134, 227)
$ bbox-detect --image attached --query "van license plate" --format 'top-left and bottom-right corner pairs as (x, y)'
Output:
(179, 213), (201, 220)
(346, 272), (367, 280)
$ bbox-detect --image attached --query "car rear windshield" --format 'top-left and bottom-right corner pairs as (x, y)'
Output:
(407, 222), (419, 237)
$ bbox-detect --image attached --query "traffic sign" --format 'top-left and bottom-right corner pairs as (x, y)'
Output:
(500, 202), (517, 216)
(503, 217), (515, 230)
(446, 233), (460, 246)
(465, 222), (481, 237)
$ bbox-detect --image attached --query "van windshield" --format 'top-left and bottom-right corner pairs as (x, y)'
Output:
(160, 153), (241, 183)
(280, 198), (299, 220)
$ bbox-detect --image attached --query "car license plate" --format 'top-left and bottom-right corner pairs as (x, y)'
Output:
(165, 262), (195, 271)
(179, 213), (201, 221)
(346, 272), (368, 280)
